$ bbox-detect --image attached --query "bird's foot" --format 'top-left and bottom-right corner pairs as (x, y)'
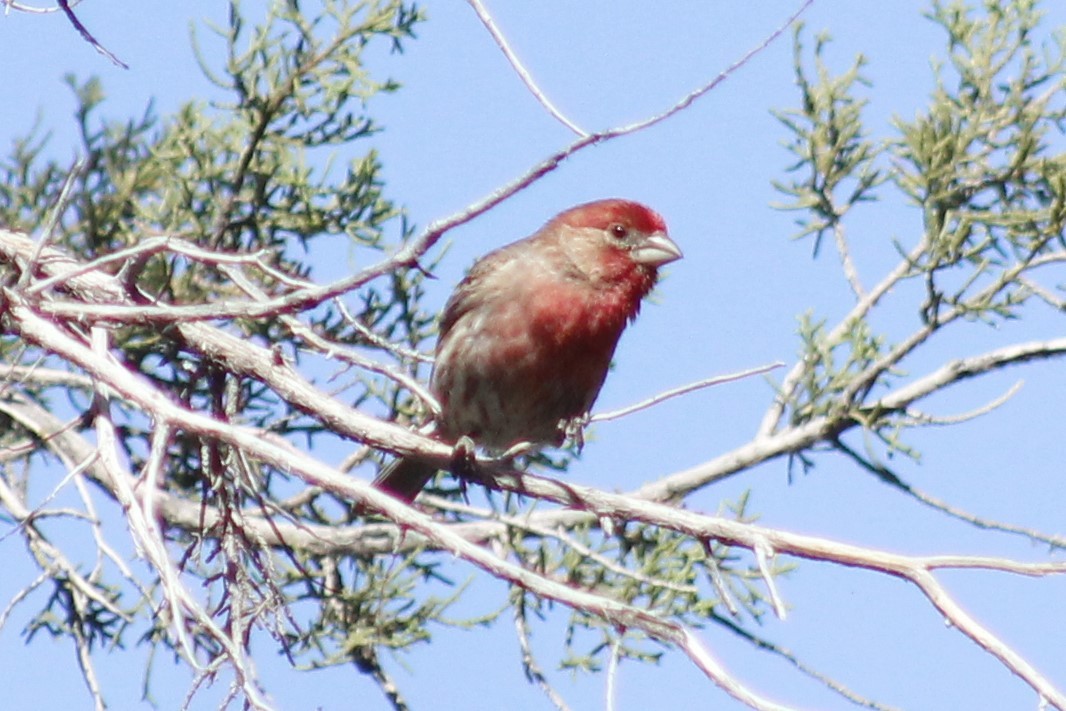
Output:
(449, 435), (478, 503)
(449, 435), (477, 473)
(561, 414), (590, 452)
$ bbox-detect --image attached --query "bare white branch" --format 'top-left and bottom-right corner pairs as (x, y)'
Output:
(901, 379), (1024, 427)
(754, 541), (788, 621)
(591, 362), (784, 423)
(467, 0), (587, 136)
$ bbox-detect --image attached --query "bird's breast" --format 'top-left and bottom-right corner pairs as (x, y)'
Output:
(432, 281), (630, 449)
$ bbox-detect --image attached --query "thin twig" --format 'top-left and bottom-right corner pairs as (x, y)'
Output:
(0, 476), (130, 622)
(5, 0), (72, 14)
(0, 571), (49, 633)
(902, 483), (1066, 551)
(219, 264), (439, 413)
(467, 0), (587, 136)
(334, 298), (434, 364)
(592, 362), (784, 423)
(400, 0), (816, 273)
(0, 449), (97, 543)
(757, 241), (927, 438)
(71, 609), (106, 711)
(57, 0), (129, 69)
(754, 541), (787, 620)
(18, 157), (84, 289)
(606, 634), (622, 711)
(26, 234), (276, 296)
(1018, 275), (1066, 310)
(680, 629), (793, 711)
(875, 340), (1066, 412)
(900, 380), (1023, 426)
(601, 0), (817, 140)
(430, 495), (699, 595)
(513, 594), (573, 711)
(833, 218), (866, 299)
(713, 613), (900, 711)
(704, 544), (741, 617)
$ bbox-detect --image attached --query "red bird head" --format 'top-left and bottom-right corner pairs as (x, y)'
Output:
(534, 198), (682, 307)
(549, 199), (670, 236)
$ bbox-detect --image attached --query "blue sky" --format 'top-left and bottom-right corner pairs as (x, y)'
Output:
(3, 1), (1066, 709)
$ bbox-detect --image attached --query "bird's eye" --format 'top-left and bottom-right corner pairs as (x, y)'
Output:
(609, 224), (628, 240)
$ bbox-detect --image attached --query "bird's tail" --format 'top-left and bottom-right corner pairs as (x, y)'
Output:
(372, 456), (439, 504)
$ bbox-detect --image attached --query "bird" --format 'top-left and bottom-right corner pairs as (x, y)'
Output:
(373, 198), (682, 503)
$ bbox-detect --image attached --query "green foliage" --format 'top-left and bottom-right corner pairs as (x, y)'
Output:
(772, 0), (1066, 475)
(513, 493), (786, 674)
(284, 550), (467, 667)
(1, 0), (435, 696)
(897, 0), (1066, 284)
(772, 27), (886, 254)
(1, 0), (430, 467)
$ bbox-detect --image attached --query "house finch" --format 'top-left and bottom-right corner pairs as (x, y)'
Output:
(375, 198), (682, 503)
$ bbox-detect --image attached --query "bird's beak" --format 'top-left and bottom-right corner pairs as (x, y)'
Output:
(631, 231), (683, 267)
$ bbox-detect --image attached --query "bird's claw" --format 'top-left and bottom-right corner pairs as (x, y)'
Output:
(561, 415), (590, 452)
(448, 435), (479, 503)
(450, 435), (477, 474)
